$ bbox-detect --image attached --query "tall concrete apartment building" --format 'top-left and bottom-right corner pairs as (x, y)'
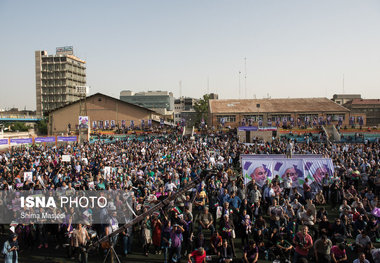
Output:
(35, 46), (86, 117)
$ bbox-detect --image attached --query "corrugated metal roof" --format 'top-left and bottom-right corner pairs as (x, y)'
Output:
(49, 93), (158, 114)
(209, 98), (350, 113)
(349, 99), (380, 105)
(332, 94), (361, 99)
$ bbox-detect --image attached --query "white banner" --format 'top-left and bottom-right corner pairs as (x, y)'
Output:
(23, 172), (33, 182)
(62, 155), (71, 162)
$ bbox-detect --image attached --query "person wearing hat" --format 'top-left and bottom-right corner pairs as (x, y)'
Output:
(2, 233), (18, 263)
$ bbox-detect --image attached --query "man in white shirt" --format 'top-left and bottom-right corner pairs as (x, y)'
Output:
(355, 232), (371, 254)
(283, 174), (292, 197)
(286, 140), (294, 158)
(164, 179), (177, 192)
(249, 184), (262, 204)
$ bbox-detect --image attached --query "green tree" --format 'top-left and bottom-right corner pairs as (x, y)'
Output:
(10, 122), (29, 132)
(194, 94), (211, 126)
(36, 119), (48, 135)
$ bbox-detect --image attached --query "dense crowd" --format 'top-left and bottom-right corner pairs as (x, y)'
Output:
(0, 129), (379, 263)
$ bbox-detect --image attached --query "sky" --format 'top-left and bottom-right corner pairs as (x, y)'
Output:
(0, 0), (380, 110)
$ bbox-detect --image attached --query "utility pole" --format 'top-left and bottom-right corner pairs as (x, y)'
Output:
(238, 71), (241, 99)
(78, 86), (89, 143)
(207, 76), (209, 95)
(179, 81), (182, 98)
(342, 74), (345, 94)
(244, 57), (247, 99)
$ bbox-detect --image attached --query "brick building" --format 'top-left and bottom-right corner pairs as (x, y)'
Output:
(208, 98), (351, 128)
(344, 99), (380, 127)
(48, 93), (161, 135)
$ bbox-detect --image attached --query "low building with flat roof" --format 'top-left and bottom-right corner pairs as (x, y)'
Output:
(332, 94), (361, 105)
(120, 90), (174, 119)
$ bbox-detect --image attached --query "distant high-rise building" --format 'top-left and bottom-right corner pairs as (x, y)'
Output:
(174, 97), (198, 123)
(332, 94), (361, 105)
(209, 93), (219, 100)
(35, 46), (87, 117)
(120, 90), (174, 117)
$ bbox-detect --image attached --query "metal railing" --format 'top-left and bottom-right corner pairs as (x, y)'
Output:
(0, 115), (40, 120)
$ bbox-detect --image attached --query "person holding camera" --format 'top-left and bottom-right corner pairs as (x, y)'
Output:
(2, 233), (19, 263)
(293, 225), (313, 263)
(71, 223), (90, 263)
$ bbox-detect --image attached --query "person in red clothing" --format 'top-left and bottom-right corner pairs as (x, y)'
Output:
(331, 243), (348, 263)
(188, 247), (206, 263)
(303, 178), (312, 201)
(151, 213), (162, 254)
(293, 225), (313, 263)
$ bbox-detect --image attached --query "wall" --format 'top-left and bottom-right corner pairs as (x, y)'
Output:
(238, 130), (276, 143)
(49, 94), (155, 135)
(209, 112), (350, 128)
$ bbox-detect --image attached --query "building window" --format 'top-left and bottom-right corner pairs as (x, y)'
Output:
(326, 114), (345, 121)
(243, 115), (264, 121)
(268, 114), (290, 121)
(216, 115), (236, 123)
(298, 114), (319, 120)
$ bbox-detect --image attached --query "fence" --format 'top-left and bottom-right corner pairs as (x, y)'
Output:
(0, 136), (78, 147)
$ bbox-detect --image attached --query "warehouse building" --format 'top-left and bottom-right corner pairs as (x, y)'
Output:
(48, 93), (162, 135)
(208, 97), (352, 128)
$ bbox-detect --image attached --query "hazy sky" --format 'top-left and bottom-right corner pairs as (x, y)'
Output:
(1, 0), (379, 110)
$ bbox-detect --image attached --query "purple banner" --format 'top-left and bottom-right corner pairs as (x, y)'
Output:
(241, 154), (324, 159)
(238, 126), (258, 131)
(10, 138), (33, 144)
(239, 126), (277, 131)
(57, 136), (77, 142)
(0, 139), (8, 145)
(35, 137), (56, 143)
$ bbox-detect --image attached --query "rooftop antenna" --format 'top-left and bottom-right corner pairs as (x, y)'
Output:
(244, 57), (247, 99)
(179, 81), (182, 98)
(207, 76), (209, 94)
(342, 74), (345, 94)
(238, 71), (241, 99)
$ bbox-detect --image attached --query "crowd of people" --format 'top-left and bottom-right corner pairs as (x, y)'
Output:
(0, 128), (379, 263)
